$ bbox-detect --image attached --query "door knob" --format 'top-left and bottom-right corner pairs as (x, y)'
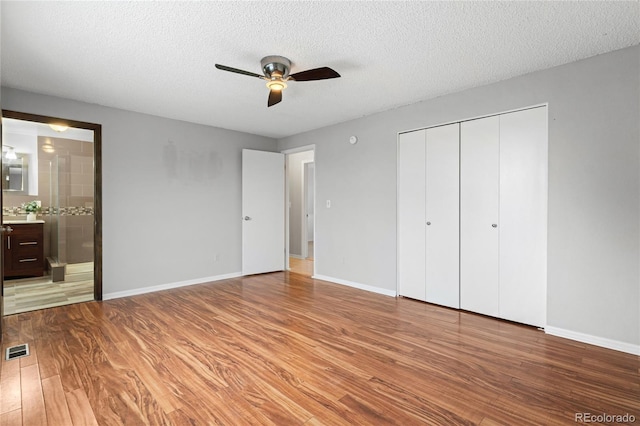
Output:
(243, 216), (252, 221)
(426, 222), (431, 226)
(492, 224), (497, 228)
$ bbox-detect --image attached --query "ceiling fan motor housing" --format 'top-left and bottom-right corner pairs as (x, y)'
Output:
(261, 55), (291, 79)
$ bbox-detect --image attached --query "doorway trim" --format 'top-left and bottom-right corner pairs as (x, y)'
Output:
(301, 160), (314, 260)
(281, 144), (315, 275)
(2, 110), (103, 301)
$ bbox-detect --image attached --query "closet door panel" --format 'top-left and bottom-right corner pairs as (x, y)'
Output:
(398, 130), (426, 301)
(460, 116), (500, 317)
(425, 123), (460, 308)
(499, 107), (548, 327)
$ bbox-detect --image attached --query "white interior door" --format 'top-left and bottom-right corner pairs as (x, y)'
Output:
(460, 116), (500, 317)
(498, 107), (547, 327)
(398, 130), (427, 301)
(242, 149), (285, 275)
(425, 123), (460, 308)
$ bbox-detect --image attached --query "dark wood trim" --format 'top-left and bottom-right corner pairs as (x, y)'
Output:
(0, 110), (4, 336)
(93, 122), (102, 301)
(1, 109), (103, 301)
(1, 110), (99, 133)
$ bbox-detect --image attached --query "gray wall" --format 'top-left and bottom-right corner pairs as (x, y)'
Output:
(287, 150), (314, 257)
(1, 87), (277, 295)
(278, 45), (640, 346)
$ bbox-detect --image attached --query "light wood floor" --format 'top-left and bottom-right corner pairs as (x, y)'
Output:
(3, 263), (94, 316)
(1, 272), (638, 425)
(289, 257), (314, 276)
(307, 241), (314, 260)
(289, 242), (314, 275)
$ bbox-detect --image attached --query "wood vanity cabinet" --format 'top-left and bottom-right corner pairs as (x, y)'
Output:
(3, 223), (45, 278)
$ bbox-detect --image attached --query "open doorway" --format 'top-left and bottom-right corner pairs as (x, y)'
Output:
(1, 110), (101, 315)
(284, 146), (315, 277)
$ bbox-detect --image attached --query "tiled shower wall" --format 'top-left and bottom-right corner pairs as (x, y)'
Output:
(3, 136), (94, 264)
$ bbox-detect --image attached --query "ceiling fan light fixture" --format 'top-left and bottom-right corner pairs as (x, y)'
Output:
(266, 80), (287, 92)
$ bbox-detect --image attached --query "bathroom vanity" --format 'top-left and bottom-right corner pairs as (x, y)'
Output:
(3, 220), (45, 278)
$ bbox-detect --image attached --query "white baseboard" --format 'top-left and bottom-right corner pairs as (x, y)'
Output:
(103, 272), (242, 300)
(312, 274), (397, 297)
(545, 326), (640, 356)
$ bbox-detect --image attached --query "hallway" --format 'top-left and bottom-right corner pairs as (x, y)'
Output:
(289, 242), (314, 276)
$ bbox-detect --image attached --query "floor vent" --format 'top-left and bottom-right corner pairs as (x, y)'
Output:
(5, 344), (29, 361)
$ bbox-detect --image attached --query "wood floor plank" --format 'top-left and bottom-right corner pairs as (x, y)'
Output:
(46, 332), (83, 393)
(20, 363), (46, 426)
(41, 375), (72, 426)
(64, 328), (169, 426)
(0, 359), (21, 415)
(2, 272), (639, 424)
(18, 344), (36, 369)
(113, 340), (184, 415)
(0, 409), (21, 426)
(34, 341), (59, 381)
(65, 388), (98, 426)
(1, 316), (21, 347)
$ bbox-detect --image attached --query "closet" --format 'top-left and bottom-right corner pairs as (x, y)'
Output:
(397, 106), (547, 327)
(398, 123), (460, 308)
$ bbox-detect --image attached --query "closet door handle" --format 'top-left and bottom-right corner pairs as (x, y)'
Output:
(7, 236), (10, 250)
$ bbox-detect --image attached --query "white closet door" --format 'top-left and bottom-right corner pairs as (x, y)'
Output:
(398, 130), (426, 301)
(425, 123), (460, 308)
(499, 107), (547, 327)
(460, 116), (500, 317)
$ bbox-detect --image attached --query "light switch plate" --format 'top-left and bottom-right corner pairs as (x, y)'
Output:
(326, 200), (331, 208)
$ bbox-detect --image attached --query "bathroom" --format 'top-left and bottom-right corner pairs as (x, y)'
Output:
(2, 117), (95, 314)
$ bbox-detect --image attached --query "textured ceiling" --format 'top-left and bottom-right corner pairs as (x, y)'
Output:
(2, 1), (639, 139)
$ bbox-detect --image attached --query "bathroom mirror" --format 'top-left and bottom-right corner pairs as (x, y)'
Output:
(2, 153), (29, 193)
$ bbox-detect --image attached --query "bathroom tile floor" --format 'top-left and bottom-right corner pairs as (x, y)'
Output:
(3, 262), (94, 315)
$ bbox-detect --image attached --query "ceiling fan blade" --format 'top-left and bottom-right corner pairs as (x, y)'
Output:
(289, 67), (340, 81)
(268, 89), (282, 107)
(215, 64), (264, 79)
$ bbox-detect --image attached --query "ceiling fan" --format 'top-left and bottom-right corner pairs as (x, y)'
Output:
(215, 56), (340, 107)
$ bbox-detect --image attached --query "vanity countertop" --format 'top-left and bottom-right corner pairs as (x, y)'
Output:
(3, 220), (45, 224)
